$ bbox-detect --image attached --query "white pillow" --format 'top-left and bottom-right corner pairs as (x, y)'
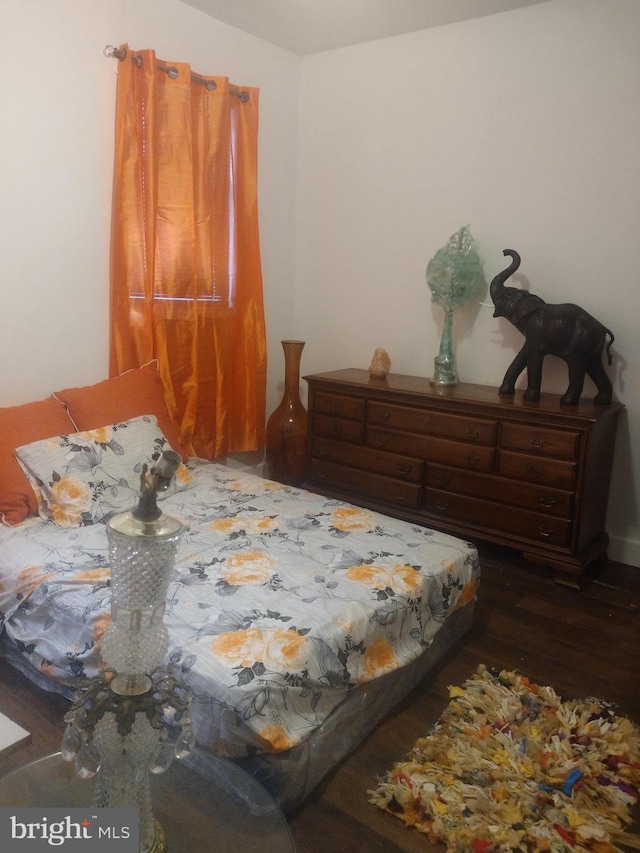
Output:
(15, 415), (193, 528)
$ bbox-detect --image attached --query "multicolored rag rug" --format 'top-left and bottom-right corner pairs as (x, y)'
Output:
(369, 665), (640, 852)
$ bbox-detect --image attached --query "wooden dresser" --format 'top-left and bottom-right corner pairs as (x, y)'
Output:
(304, 369), (623, 588)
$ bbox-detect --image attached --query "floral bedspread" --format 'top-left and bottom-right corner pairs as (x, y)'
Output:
(0, 460), (479, 757)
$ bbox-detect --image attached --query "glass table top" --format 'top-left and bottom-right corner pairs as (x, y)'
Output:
(0, 748), (295, 852)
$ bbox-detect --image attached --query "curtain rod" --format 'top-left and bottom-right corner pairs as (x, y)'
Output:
(103, 45), (249, 101)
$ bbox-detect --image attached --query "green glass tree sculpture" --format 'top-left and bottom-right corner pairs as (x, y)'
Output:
(426, 226), (485, 386)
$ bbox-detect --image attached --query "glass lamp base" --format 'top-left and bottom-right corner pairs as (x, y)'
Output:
(432, 306), (460, 386)
(432, 353), (459, 386)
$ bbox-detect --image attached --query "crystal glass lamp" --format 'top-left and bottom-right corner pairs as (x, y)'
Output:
(62, 451), (193, 853)
(426, 226), (486, 386)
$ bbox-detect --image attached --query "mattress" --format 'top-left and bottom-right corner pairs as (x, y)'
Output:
(0, 459), (479, 809)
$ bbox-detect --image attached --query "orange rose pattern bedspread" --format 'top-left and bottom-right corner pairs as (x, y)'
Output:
(0, 461), (479, 757)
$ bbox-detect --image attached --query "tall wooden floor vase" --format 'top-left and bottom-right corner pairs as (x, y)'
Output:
(266, 340), (308, 486)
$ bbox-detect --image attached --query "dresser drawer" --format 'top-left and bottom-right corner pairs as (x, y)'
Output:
(367, 428), (495, 473)
(426, 489), (571, 547)
(427, 464), (573, 517)
(312, 438), (422, 482)
(309, 459), (421, 509)
(313, 391), (365, 421)
(312, 414), (364, 444)
(368, 401), (496, 445)
(498, 450), (577, 490)
(500, 422), (580, 460)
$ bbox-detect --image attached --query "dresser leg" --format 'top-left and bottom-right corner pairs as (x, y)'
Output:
(522, 537), (610, 590)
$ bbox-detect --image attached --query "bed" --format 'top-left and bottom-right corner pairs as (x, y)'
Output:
(0, 365), (479, 812)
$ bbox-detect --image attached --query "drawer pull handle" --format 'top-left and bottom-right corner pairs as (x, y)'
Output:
(397, 463), (412, 475)
(434, 474), (451, 487)
(465, 452), (479, 466)
(466, 426), (481, 438)
(395, 492), (409, 503)
(537, 526), (554, 539)
(374, 433), (389, 447)
(531, 436), (547, 449)
(539, 496), (557, 509)
(422, 414), (432, 424)
(316, 447), (332, 459)
(375, 410), (390, 422)
(527, 465), (544, 479)
(435, 500), (450, 511)
(316, 470), (328, 481)
(331, 403), (344, 413)
(329, 425), (343, 436)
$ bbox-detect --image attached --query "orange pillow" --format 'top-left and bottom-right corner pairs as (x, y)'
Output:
(0, 397), (76, 524)
(54, 364), (189, 460)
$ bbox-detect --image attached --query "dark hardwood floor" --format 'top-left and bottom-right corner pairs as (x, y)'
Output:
(1, 545), (639, 852)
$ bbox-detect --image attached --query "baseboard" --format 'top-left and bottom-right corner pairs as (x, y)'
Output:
(609, 535), (640, 569)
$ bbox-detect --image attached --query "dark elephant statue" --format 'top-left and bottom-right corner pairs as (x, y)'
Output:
(490, 249), (614, 405)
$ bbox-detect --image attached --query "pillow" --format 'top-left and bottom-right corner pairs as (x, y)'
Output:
(15, 415), (194, 528)
(53, 363), (190, 460)
(0, 397), (76, 525)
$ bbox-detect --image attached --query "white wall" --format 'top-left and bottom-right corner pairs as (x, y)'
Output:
(295, 0), (640, 566)
(2, 0), (639, 567)
(1, 0), (299, 415)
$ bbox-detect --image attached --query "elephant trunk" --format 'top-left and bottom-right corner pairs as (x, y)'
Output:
(490, 249), (521, 307)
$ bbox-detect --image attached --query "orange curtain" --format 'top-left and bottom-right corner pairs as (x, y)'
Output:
(109, 46), (267, 459)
